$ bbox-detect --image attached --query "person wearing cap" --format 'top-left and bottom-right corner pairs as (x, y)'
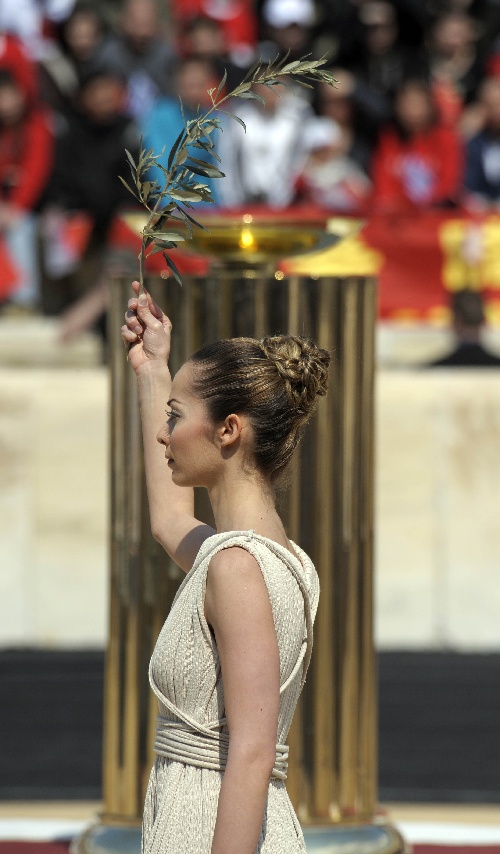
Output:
(296, 116), (371, 211)
(259, 0), (315, 63)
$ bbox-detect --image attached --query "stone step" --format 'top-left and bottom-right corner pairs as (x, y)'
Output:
(2, 315), (500, 370)
(0, 317), (102, 368)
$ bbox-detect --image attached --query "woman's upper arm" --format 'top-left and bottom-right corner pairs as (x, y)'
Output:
(155, 516), (215, 574)
(205, 547), (280, 753)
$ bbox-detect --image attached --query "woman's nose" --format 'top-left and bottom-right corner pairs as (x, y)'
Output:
(156, 423), (170, 446)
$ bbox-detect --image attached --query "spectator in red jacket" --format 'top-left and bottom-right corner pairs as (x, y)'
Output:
(0, 32), (38, 107)
(371, 79), (463, 214)
(0, 68), (53, 309)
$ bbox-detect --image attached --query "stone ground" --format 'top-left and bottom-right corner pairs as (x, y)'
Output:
(1, 801), (500, 848)
(0, 802), (492, 821)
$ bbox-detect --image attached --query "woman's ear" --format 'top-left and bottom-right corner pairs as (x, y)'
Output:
(218, 413), (244, 448)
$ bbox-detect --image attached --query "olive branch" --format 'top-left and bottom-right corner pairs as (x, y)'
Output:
(119, 54), (337, 291)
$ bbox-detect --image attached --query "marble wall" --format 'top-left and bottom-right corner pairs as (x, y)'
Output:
(376, 372), (500, 650)
(0, 369), (108, 646)
(1, 366), (499, 650)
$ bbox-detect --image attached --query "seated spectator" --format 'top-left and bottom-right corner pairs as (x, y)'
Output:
(48, 69), (138, 237)
(464, 77), (500, 208)
(314, 1), (364, 68)
(0, 0), (75, 61)
(259, 0), (315, 64)
(296, 116), (371, 212)
(98, 0), (175, 121)
(216, 79), (312, 209)
(142, 56), (220, 204)
(371, 79), (463, 213)
(39, 2), (108, 115)
(170, 0), (257, 67)
(44, 69), (139, 318)
(429, 289), (500, 367)
(61, 1), (104, 67)
(351, 2), (428, 104)
(428, 12), (484, 127)
(0, 69), (53, 310)
(316, 68), (391, 171)
(0, 31), (38, 107)
(180, 15), (247, 92)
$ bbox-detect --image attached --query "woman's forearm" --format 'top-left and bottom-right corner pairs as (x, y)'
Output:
(136, 360), (194, 538)
(125, 289), (213, 572)
(211, 749), (273, 854)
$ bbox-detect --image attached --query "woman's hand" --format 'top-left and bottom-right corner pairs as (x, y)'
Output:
(121, 281), (172, 373)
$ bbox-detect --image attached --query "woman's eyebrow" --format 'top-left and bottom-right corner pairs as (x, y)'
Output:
(167, 398), (182, 407)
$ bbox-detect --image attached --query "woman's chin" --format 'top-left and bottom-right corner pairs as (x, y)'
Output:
(171, 469), (207, 489)
(170, 470), (193, 487)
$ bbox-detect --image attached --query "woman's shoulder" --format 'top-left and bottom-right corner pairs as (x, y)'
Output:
(204, 544), (270, 623)
(177, 530), (319, 632)
(198, 531), (318, 602)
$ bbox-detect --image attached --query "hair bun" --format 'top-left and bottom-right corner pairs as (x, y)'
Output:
(259, 335), (330, 413)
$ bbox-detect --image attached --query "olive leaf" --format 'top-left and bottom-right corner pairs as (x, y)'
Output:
(122, 53), (337, 289)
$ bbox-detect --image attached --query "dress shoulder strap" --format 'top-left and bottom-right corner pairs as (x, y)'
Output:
(195, 530), (315, 696)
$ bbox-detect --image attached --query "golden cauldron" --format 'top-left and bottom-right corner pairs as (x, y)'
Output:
(121, 211), (362, 272)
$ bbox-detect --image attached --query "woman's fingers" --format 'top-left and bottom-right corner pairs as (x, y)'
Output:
(125, 309), (143, 334)
(145, 290), (164, 321)
(125, 284), (171, 366)
(121, 325), (139, 342)
(136, 293), (164, 330)
(129, 283), (168, 326)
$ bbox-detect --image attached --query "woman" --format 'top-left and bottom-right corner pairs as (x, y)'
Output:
(121, 280), (330, 853)
(371, 78), (463, 214)
(0, 67), (53, 309)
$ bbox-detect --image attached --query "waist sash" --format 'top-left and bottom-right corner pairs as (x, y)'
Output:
(154, 715), (289, 781)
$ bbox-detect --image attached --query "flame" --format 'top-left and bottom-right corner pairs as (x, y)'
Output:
(239, 228), (255, 250)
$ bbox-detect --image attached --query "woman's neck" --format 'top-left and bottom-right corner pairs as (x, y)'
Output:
(208, 470), (283, 538)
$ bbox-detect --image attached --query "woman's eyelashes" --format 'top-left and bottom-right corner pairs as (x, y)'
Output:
(165, 409), (180, 421)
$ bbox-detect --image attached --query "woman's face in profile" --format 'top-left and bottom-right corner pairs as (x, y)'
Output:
(157, 362), (220, 488)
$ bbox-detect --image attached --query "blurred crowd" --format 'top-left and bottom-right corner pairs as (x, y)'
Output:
(3, 0), (500, 332)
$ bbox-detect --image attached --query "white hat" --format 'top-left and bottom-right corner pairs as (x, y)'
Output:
(263, 0), (315, 29)
(303, 117), (342, 151)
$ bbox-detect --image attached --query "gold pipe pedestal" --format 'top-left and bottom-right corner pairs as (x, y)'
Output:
(74, 260), (407, 854)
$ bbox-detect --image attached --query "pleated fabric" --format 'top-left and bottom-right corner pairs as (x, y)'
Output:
(142, 530), (320, 854)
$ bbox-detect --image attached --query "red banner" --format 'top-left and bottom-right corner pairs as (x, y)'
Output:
(362, 212), (500, 324)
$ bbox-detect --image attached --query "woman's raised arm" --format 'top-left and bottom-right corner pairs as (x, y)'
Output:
(122, 282), (214, 572)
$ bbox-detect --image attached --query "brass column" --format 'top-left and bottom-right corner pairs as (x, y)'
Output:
(74, 270), (406, 854)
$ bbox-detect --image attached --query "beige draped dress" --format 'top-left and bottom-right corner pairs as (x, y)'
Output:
(141, 530), (320, 854)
